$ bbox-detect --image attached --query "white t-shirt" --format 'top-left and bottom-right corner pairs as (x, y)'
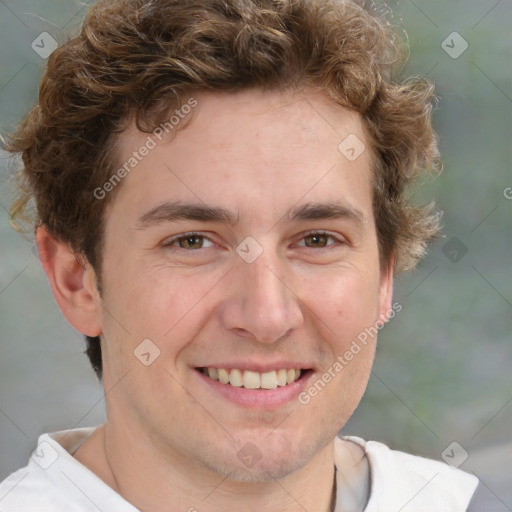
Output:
(0, 427), (478, 511)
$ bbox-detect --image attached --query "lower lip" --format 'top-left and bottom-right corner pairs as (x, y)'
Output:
(194, 369), (312, 408)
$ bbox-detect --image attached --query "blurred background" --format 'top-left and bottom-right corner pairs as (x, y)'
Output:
(0, 1), (510, 510)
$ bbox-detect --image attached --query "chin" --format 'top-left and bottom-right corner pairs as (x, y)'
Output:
(201, 453), (308, 483)
(195, 430), (325, 483)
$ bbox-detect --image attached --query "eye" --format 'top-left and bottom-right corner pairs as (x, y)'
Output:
(163, 232), (215, 250)
(296, 231), (343, 248)
(162, 231), (344, 252)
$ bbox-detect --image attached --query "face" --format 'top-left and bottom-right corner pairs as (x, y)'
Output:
(96, 88), (393, 481)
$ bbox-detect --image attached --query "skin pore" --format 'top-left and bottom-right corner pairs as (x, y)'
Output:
(39, 88), (393, 512)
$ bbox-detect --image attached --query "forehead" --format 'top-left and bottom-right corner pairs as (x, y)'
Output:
(110, 88), (373, 223)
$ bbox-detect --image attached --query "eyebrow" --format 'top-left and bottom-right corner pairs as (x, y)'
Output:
(136, 200), (367, 228)
(137, 202), (239, 227)
(288, 201), (367, 225)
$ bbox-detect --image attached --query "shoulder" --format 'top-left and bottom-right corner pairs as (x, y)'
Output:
(0, 429), (137, 512)
(0, 459), (67, 512)
(338, 436), (479, 512)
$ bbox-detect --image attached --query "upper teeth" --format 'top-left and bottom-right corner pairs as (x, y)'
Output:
(204, 368), (301, 389)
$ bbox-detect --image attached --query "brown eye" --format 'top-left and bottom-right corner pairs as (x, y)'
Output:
(299, 231), (345, 249)
(178, 235), (205, 249)
(303, 233), (331, 248)
(164, 233), (215, 250)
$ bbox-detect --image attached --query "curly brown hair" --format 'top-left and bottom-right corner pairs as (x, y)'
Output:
(7, 0), (441, 380)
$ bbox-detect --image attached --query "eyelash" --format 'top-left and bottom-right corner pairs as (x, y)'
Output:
(162, 231), (345, 251)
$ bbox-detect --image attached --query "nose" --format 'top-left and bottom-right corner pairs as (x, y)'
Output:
(219, 253), (304, 344)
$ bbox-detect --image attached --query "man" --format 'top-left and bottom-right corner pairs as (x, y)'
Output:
(1, 0), (478, 510)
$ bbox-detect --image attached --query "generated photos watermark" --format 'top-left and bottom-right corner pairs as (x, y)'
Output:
(93, 97), (198, 200)
(298, 301), (403, 405)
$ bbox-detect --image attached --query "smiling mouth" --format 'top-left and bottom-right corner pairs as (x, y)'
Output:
(196, 367), (310, 390)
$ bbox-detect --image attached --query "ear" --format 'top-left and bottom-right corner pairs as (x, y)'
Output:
(36, 226), (102, 337)
(376, 254), (394, 324)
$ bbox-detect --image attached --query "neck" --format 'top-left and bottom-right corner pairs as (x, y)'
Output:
(77, 421), (337, 512)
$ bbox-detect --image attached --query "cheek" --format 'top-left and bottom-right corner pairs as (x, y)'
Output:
(298, 343), (376, 435)
(307, 267), (381, 346)
(315, 271), (380, 414)
(110, 263), (224, 349)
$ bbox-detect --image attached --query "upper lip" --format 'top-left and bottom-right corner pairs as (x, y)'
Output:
(194, 361), (313, 373)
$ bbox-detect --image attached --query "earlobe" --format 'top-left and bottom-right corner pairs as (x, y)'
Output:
(36, 226), (103, 337)
(377, 255), (395, 323)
